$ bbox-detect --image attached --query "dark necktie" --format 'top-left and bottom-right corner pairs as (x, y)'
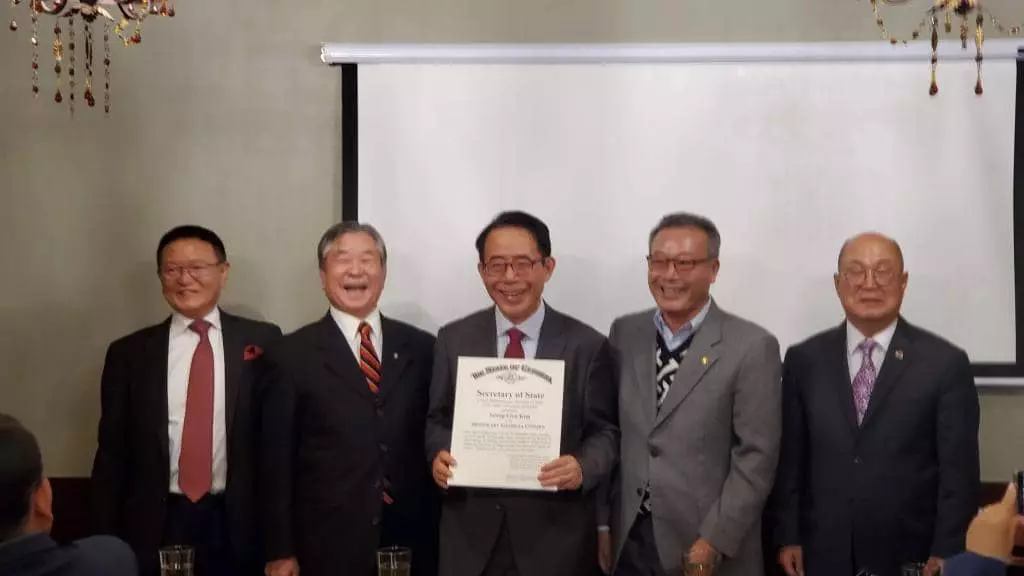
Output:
(179, 319), (213, 503)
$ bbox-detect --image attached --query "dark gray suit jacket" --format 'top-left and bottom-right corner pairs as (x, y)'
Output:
(0, 533), (137, 576)
(771, 319), (980, 576)
(425, 305), (618, 576)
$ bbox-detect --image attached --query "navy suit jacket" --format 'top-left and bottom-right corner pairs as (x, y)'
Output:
(0, 533), (137, 576)
(942, 552), (1005, 576)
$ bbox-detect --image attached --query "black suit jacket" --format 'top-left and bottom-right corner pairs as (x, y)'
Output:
(90, 310), (282, 574)
(0, 533), (137, 576)
(260, 313), (439, 576)
(771, 318), (980, 576)
(424, 306), (619, 576)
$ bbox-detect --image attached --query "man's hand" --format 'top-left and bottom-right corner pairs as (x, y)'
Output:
(538, 455), (583, 490)
(777, 546), (804, 576)
(922, 557), (943, 576)
(265, 558), (299, 576)
(684, 538), (720, 573)
(432, 450), (456, 489)
(964, 482), (1024, 561)
(598, 530), (612, 574)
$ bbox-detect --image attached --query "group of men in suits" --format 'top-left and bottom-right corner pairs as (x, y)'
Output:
(75, 209), (981, 576)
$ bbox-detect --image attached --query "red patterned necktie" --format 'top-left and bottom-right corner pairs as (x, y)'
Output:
(178, 319), (213, 503)
(358, 322), (394, 505)
(358, 322), (381, 394)
(505, 328), (525, 359)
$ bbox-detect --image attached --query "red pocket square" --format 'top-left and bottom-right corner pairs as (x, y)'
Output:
(243, 345), (264, 360)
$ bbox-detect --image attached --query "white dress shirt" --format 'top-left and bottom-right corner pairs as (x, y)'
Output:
(495, 303), (546, 359)
(846, 318), (898, 382)
(167, 307), (227, 494)
(330, 306), (383, 362)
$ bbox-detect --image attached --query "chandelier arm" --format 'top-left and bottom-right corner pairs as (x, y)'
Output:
(116, 1), (148, 21)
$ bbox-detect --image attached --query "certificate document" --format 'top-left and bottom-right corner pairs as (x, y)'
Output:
(448, 356), (565, 491)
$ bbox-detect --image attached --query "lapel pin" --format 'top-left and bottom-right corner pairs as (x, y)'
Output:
(701, 356), (708, 366)
(393, 352), (399, 359)
(894, 349), (904, 360)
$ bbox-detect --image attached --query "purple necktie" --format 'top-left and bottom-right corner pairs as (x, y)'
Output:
(852, 339), (878, 425)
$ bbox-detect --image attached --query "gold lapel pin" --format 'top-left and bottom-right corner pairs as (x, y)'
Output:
(894, 349), (904, 360)
(701, 356), (708, 366)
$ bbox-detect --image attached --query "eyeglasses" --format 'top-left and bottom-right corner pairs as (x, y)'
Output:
(482, 258), (543, 278)
(646, 255), (711, 274)
(840, 266), (900, 287)
(160, 262), (222, 280)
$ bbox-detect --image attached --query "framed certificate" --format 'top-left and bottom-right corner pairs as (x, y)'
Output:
(448, 356), (566, 491)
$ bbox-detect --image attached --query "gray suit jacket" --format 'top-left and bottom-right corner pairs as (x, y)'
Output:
(606, 301), (781, 575)
(425, 305), (619, 576)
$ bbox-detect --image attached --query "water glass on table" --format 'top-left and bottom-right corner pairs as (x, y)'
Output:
(377, 545), (412, 576)
(159, 545), (194, 576)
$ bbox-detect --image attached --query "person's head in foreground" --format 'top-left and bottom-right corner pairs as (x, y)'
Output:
(0, 413), (52, 544)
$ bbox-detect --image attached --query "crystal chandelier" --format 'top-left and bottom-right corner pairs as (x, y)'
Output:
(7, 0), (174, 114)
(868, 0), (1024, 95)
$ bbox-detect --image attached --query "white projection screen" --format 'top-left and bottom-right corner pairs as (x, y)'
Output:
(325, 42), (1024, 384)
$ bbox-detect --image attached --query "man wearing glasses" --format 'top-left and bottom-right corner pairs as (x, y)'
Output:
(426, 210), (618, 576)
(91, 225), (282, 576)
(599, 212), (782, 576)
(772, 232), (980, 576)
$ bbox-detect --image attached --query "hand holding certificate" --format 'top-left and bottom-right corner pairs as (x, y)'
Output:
(447, 356), (567, 491)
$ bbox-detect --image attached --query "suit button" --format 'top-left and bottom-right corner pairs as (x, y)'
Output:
(649, 445), (660, 458)
(376, 407), (384, 417)
(379, 443), (389, 453)
(372, 517), (380, 526)
(854, 457), (862, 465)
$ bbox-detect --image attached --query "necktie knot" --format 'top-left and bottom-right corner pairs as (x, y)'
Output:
(189, 319), (211, 337)
(359, 321), (372, 340)
(507, 328), (525, 345)
(857, 338), (878, 356)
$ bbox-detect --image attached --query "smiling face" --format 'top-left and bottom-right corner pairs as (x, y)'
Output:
(478, 226), (554, 324)
(647, 226), (719, 331)
(158, 238), (229, 319)
(320, 230), (386, 319)
(834, 233), (908, 336)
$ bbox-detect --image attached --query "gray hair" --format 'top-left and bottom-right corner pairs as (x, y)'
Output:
(317, 221), (388, 269)
(648, 212), (721, 259)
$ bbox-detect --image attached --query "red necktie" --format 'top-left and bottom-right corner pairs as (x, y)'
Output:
(358, 322), (394, 504)
(178, 319), (213, 503)
(505, 328), (525, 359)
(359, 322), (381, 394)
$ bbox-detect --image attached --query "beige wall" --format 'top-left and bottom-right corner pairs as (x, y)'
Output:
(2, 0), (1023, 478)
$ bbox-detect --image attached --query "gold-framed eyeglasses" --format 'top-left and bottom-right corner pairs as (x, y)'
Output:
(646, 255), (711, 274)
(483, 258), (542, 278)
(160, 262), (222, 280)
(840, 266), (899, 287)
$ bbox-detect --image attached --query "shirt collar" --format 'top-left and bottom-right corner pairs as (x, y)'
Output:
(495, 301), (546, 342)
(846, 318), (898, 357)
(170, 307), (222, 337)
(329, 306), (382, 342)
(653, 298), (712, 341)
